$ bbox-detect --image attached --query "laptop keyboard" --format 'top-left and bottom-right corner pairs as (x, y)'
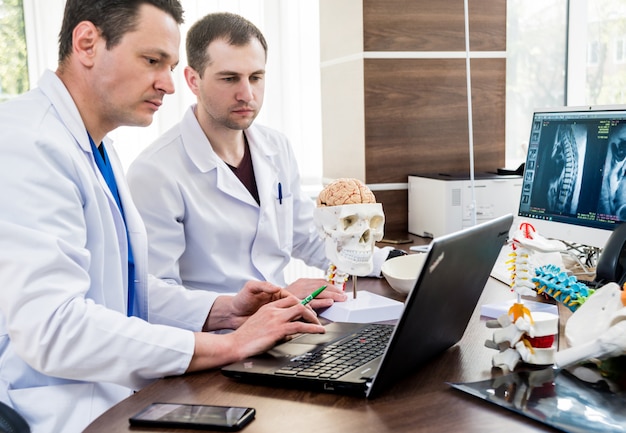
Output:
(274, 324), (394, 379)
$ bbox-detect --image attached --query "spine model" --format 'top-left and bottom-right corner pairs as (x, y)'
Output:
(533, 264), (595, 312)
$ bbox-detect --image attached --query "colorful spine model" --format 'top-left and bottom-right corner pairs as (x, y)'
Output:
(485, 221), (561, 371)
(506, 222), (541, 320)
(533, 264), (594, 312)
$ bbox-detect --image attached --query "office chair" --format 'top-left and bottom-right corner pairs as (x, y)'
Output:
(0, 402), (30, 433)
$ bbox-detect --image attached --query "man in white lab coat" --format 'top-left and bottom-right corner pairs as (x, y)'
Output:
(0, 2), (327, 432)
(127, 12), (394, 298)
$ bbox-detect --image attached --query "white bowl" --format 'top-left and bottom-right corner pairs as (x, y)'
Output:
(381, 253), (427, 295)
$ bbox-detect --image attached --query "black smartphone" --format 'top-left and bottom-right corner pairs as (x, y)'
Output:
(128, 402), (255, 431)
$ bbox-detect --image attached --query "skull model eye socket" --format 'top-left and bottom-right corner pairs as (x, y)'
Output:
(342, 215), (357, 230)
(313, 202), (385, 276)
(370, 215), (383, 229)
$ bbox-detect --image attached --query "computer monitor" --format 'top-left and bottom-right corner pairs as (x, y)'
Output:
(518, 105), (626, 249)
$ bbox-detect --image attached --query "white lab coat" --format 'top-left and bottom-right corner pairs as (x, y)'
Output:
(0, 71), (218, 433)
(128, 106), (391, 293)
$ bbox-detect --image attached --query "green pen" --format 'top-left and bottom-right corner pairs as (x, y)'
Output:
(300, 285), (328, 305)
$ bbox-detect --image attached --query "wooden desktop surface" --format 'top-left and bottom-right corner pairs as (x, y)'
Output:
(85, 270), (559, 433)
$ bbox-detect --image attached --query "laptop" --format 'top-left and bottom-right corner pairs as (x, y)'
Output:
(221, 214), (513, 398)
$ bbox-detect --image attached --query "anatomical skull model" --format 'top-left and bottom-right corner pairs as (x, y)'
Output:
(314, 178), (385, 291)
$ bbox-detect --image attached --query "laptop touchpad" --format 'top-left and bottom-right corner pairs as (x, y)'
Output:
(291, 332), (345, 345)
(268, 332), (347, 357)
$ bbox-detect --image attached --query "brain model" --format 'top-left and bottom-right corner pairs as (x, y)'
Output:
(313, 178), (384, 278)
(317, 178), (376, 206)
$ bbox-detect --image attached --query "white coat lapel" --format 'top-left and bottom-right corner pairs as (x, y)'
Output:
(248, 133), (280, 208)
(106, 141), (149, 318)
(181, 106), (260, 207)
(40, 72), (126, 228)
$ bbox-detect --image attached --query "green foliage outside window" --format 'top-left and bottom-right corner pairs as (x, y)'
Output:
(0, 0), (29, 102)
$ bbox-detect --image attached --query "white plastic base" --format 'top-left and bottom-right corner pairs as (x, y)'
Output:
(480, 298), (558, 319)
(319, 291), (404, 323)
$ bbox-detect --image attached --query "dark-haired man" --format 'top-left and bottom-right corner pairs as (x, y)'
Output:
(128, 12), (390, 303)
(0, 2), (324, 431)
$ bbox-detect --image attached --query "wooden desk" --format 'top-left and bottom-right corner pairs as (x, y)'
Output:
(85, 277), (557, 433)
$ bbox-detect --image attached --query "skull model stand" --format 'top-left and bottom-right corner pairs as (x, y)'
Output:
(313, 178), (403, 323)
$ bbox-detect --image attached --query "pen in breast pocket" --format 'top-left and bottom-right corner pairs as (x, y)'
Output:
(278, 182), (283, 204)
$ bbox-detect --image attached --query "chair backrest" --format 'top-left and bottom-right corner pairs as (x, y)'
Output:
(0, 402), (30, 433)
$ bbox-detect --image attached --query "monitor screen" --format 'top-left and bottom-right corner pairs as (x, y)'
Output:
(518, 105), (626, 249)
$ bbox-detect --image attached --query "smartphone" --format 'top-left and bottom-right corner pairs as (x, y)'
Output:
(129, 402), (255, 431)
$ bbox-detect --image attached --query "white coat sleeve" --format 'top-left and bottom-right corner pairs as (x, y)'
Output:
(0, 129), (194, 390)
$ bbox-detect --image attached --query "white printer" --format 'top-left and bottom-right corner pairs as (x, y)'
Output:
(408, 173), (522, 238)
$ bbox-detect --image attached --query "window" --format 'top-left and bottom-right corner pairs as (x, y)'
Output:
(587, 40), (601, 65)
(585, 2), (626, 106)
(506, 0), (567, 168)
(614, 37), (626, 63)
(0, 0), (28, 102)
(506, 0), (626, 168)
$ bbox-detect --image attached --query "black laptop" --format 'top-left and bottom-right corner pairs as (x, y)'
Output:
(221, 214), (513, 398)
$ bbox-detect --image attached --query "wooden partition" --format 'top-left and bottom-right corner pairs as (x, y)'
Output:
(320, 0), (506, 234)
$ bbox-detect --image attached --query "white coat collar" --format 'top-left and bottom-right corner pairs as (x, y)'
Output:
(37, 70), (111, 152)
(38, 69), (118, 200)
(180, 105), (280, 207)
(180, 105), (279, 173)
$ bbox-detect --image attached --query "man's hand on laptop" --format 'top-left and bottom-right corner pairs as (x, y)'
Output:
(228, 295), (326, 355)
(188, 282), (326, 372)
(204, 280), (322, 330)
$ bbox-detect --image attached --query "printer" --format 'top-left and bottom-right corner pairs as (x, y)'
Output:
(408, 173), (522, 238)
